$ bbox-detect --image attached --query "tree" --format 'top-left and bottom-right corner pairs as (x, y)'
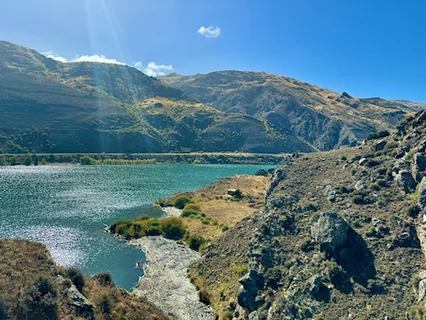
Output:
(32, 154), (39, 166)
(24, 154), (32, 166)
(159, 217), (186, 240)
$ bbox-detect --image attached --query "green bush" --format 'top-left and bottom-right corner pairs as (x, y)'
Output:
(159, 217), (186, 239)
(181, 204), (202, 218)
(65, 267), (85, 292)
(264, 267), (282, 289)
(365, 227), (379, 238)
(367, 279), (387, 294)
(80, 156), (97, 165)
(187, 234), (208, 251)
(172, 196), (191, 209)
(233, 264), (249, 277)
(221, 224), (230, 232)
(93, 272), (114, 286)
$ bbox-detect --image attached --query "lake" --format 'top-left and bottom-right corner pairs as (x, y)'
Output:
(0, 164), (271, 289)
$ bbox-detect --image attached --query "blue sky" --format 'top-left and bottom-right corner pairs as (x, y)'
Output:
(1, 0), (425, 102)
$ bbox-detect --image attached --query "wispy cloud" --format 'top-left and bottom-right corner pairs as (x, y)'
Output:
(198, 26), (221, 38)
(134, 61), (173, 77)
(43, 52), (173, 77)
(43, 51), (68, 63)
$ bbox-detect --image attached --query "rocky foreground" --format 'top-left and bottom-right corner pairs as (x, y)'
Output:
(131, 236), (215, 320)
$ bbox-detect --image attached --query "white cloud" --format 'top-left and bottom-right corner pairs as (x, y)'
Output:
(198, 26), (221, 38)
(72, 54), (125, 65)
(133, 61), (173, 77)
(43, 51), (68, 63)
(43, 52), (173, 77)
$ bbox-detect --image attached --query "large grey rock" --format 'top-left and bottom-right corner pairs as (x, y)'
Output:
(415, 153), (426, 171)
(237, 269), (265, 312)
(66, 283), (95, 319)
(419, 177), (426, 213)
(308, 275), (329, 301)
(311, 211), (349, 253)
(375, 139), (387, 151)
(355, 180), (364, 191)
(395, 170), (417, 194)
(418, 279), (426, 302)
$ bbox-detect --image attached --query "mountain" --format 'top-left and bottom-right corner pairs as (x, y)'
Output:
(160, 71), (425, 150)
(0, 41), (314, 154)
(188, 110), (426, 319)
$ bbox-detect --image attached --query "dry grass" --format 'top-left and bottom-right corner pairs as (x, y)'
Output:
(0, 239), (169, 320)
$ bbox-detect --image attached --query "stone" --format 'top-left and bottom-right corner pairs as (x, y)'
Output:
(237, 269), (264, 312)
(415, 153), (426, 171)
(227, 188), (242, 199)
(359, 158), (368, 166)
(355, 180), (364, 191)
(395, 170), (417, 194)
(311, 211), (349, 253)
(418, 279), (426, 302)
(66, 283), (95, 319)
(375, 139), (387, 151)
(419, 177), (426, 213)
(308, 275), (329, 301)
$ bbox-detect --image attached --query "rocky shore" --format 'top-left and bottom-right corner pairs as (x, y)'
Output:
(130, 236), (214, 320)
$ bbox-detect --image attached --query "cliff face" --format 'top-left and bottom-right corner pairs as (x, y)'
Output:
(191, 110), (426, 319)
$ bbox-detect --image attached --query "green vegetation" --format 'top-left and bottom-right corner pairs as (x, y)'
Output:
(172, 195), (192, 209)
(187, 234), (208, 251)
(64, 267), (85, 292)
(110, 216), (186, 240)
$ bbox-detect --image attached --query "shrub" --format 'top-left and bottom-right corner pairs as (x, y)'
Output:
(221, 224), (230, 232)
(326, 261), (348, 289)
(264, 267), (282, 289)
(159, 217), (186, 239)
(172, 196), (191, 209)
(93, 272), (114, 286)
(18, 277), (58, 320)
(367, 279), (387, 294)
(181, 204), (202, 217)
(97, 294), (112, 317)
(340, 155), (347, 161)
(365, 227), (380, 238)
(187, 234), (208, 251)
(201, 218), (210, 225)
(65, 267), (85, 292)
(198, 289), (211, 305)
(234, 264), (249, 277)
(154, 198), (166, 207)
(80, 156), (97, 165)
(407, 205), (421, 218)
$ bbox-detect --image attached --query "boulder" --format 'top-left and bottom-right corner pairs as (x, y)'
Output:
(359, 158), (368, 166)
(395, 170), (417, 194)
(307, 275), (329, 301)
(415, 153), (426, 171)
(311, 211), (349, 253)
(67, 283), (95, 319)
(227, 188), (242, 199)
(355, 180), (364, 191)
(237, 269), (264, 312)
(419, 177), (426, 213)
(418, 279), (426, 302)
(375, 139), (387, 151)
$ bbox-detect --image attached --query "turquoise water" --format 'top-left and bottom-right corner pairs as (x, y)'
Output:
(0, 164), (270, 289)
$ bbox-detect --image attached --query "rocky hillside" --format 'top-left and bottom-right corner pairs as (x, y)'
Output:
(0, 41), (314, 154)
(161, 71), (424, 151)
(190, 110), (426, 319)
(0, 239), (169, 320)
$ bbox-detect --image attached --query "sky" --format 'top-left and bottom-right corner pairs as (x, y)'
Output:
(0, 0), (425, 102)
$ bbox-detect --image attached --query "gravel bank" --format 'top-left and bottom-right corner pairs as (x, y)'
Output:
(130, 236), (215, 320)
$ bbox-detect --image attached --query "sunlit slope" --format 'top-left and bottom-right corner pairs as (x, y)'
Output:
(0, 41), (315, 153)
(161, 71), (424, 150)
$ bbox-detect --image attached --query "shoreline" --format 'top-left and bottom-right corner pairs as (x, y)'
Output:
(130, 236), (215, 320)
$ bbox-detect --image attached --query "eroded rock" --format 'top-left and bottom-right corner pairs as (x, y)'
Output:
(311, 211), (349, 253)
(395, 170), (417, 194)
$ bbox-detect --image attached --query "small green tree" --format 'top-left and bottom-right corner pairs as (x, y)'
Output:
(32, 154), (39, 166)
(159, 217), (186, 239)
(187, 234), (207, 251)
(172, 196), (191, 209)
(24, 154), (32, 166)
(80, 156), (96, 165)
(65, 267), (85, 292)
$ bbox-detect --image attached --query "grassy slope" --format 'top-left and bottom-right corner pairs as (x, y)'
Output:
(0, 239), (169, 320)
(0, 41), (315, 154)
(190, 111), (426, 319)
